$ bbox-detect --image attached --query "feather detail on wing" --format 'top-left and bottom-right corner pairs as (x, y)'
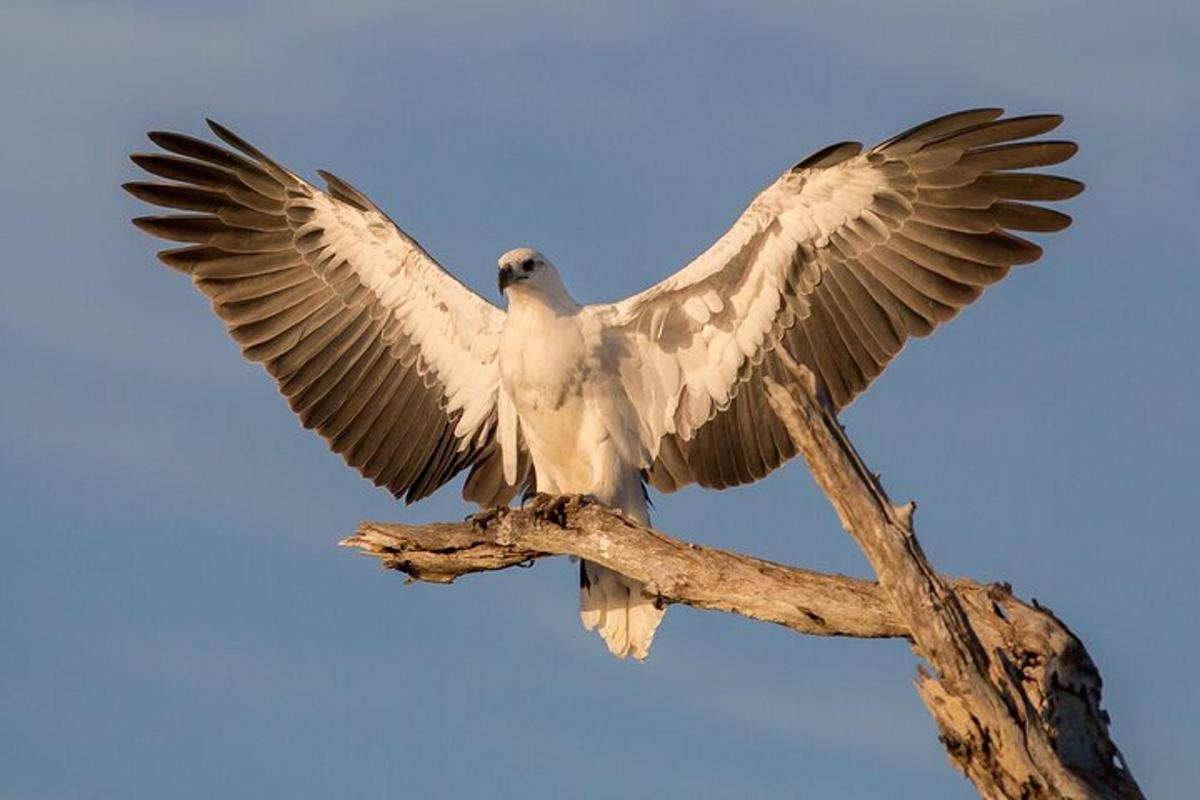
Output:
(125, 121), (528, 504)
(602, 109), (1083, 492)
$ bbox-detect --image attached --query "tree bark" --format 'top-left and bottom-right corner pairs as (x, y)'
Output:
(340, 363), (1143, 800)
(760, 358), (1141, 799)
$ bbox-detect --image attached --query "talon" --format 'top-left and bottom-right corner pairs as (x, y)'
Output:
(526, 492), (560, 513)
(525, 492), (573, 525)
(467, 506), (507, 531)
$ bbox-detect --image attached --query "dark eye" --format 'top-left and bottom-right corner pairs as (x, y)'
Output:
(520, 258), (535, 272)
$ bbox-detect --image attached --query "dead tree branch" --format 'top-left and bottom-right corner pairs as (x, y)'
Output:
(343, 500), (905, 638)
(341, 365), (1142, 800)
(761, 361), (1141, 799)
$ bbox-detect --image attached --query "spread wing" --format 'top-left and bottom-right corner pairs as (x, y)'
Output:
(125, 121), (524, 505)
(603, 109), (1083, 492)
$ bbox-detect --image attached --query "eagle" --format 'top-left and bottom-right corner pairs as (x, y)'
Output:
(125, 108), (1081, 660)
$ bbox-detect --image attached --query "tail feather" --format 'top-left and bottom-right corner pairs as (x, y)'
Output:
(580, 561), (666, 660)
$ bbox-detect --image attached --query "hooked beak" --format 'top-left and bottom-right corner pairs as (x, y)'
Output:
(498, 265), (525, 293)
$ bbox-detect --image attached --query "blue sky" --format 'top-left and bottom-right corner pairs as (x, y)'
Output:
(2, 1), (1197, 797)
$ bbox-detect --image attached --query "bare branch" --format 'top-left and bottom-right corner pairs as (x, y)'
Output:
(341, 368), (1142, 799)
(762, 362), (1141, 800)
(342, 499), (906, 639)
(342, 505), (1106, 669)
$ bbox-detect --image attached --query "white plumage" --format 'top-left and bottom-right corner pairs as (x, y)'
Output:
(497, 247), (664, 657)
(127, 109), (1081, 659)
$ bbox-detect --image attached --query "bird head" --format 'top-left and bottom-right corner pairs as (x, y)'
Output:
(497, 247), (570, 304)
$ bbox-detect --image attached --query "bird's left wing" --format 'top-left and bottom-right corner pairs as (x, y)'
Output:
(599, 109), (1082, 492)
(125, 121), (522, 504)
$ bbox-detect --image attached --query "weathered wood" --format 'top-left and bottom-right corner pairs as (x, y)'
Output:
(341, 366), (1142, 799)
(344, 500), (906, 639)
(762, 358), (1141, 799)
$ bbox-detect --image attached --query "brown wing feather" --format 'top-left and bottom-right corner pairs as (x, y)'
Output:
(643, 109), (1082, 492)
(126, 122), (514, 503)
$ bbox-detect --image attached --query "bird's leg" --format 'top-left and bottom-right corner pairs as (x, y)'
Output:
(524, 492), (596, 526)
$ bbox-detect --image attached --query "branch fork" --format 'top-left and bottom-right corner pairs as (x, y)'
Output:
(341, 366), (1141, 800)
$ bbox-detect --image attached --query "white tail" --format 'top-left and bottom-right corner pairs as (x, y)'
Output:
(579, 561), (666, 660)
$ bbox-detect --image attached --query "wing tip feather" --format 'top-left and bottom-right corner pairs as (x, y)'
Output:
(791, 141), (863, 172)
(204, 117), (276, 167)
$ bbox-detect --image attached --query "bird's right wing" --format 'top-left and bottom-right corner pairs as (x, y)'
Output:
(126, 121), (526, 505)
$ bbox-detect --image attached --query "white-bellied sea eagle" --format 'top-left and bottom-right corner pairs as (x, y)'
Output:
(126, 108), (1082, 659)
